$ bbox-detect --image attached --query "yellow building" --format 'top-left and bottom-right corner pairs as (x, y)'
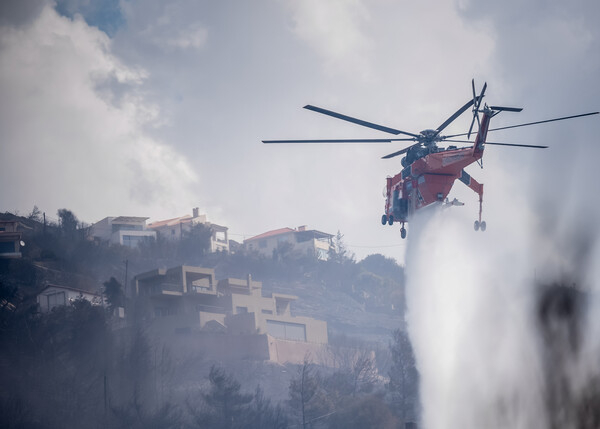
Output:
(133, 266), (328, 363)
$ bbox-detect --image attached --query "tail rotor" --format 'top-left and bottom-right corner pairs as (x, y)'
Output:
(468, 79), (487, 139)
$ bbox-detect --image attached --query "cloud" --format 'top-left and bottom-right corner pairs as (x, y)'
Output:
(0, 5), (198, 222)
(119, 1), (209, 52)
(0, 0), (45, 27)
(54, 0), (125, 36)
(286, 0), (373, 78)
(164, 24), (208, 50)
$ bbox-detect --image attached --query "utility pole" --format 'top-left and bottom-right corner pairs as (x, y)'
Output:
(124, 259), (129, 297)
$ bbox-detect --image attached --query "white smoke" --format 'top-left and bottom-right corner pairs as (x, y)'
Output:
(404, 202), (600, 428)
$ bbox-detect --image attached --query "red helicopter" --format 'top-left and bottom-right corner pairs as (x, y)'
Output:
(263, 81), (598, 238)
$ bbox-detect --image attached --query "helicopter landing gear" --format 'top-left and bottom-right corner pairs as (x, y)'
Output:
(473, 191), (486, 232)
(474, 220), (487, 232)
(383, 214), (406, 238)
(381, 214), (394, 225)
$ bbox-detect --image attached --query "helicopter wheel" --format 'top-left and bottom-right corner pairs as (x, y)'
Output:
(401, 227), (407, 239)
(474, 220), (480, 231)
(388, 215), (394, 226)
(381, 214), (387, 225)
(480, 221), (486, 232)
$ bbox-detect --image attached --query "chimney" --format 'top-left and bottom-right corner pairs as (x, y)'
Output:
(298, 225), (306, 232)
(193, 207), (199, 218)
(247, 273), (252, 288)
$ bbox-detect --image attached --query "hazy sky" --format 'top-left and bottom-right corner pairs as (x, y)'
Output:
(1, 0), (598, 261)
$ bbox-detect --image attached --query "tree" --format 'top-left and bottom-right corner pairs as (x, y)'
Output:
(189, 365), (253, 429)
(103, 277), (124, 315)
(288, 356), (331, 428)
(27, 205), (42, 222)
(245, 386), (289, 429)
(111, 399), (181, 429)
(178, 223), (212, 262)
(328, 230), (350, 263)
(57, 208), (78, 237)
(387, 329), (420, 424)
(328, 395), (397, 429)
(359, 253), (404, 279)
(272, 240), (295, 262)
(324, 347), (378, 399)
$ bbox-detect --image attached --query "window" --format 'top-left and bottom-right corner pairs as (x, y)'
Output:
(155, 307), (175, 317)
(236, 306), (248, 314)
(112, 224), (143, 232)
(122, 235), (153, 248)
(47, 292), (66, 310)
(259, 240), (267, 249)
(261, 309), (273, 315)
(316, 248), (328, 261)
(266, 320), (306, 341)
(0, 242), (15, 253)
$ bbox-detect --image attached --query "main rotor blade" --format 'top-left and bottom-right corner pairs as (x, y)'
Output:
(304, 105), (420, 138)
(444, 139), (548, 149)
(262, 138), (414, 144)
(381, 142), (421, 159)
(468, 82), (486, 139)
(443, 111), (599, 138)
(487, 111), (599, 133)
(484, 142), (548, 149)
(467, 80), (478, 139)
(489, 106), (523, 112)
(435, 98), (477, 134)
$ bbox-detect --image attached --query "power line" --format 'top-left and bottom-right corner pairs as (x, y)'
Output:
(346, 243), (406, 249)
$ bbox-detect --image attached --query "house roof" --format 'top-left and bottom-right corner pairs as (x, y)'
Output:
(148, 215), (193, 229)
(38, 284), (102, 297)
(244, 228), (295, 243)
(244, 227), (333, 243)
(296, 229), (334, 240)
(112, 216), (149, 224)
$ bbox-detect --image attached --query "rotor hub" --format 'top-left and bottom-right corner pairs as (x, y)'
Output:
(418, 129), (442, 146)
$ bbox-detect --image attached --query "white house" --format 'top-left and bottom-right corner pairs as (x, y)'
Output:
(148, 208), (229, 253)
(244, 226), (333, 260)
(89, 216), (156, 248)
(37, 284), (103, 312)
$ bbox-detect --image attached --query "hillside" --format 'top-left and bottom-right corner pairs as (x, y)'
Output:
(1, 211), (406, 345)
(0, 211), (417, 428)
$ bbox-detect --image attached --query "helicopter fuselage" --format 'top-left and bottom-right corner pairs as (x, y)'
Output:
(383, 110), (491, 225)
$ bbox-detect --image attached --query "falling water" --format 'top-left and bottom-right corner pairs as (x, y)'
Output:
(403, 206), (600, 429)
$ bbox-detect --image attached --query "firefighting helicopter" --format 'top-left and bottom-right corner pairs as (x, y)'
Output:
(263, 81), (598, 238)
